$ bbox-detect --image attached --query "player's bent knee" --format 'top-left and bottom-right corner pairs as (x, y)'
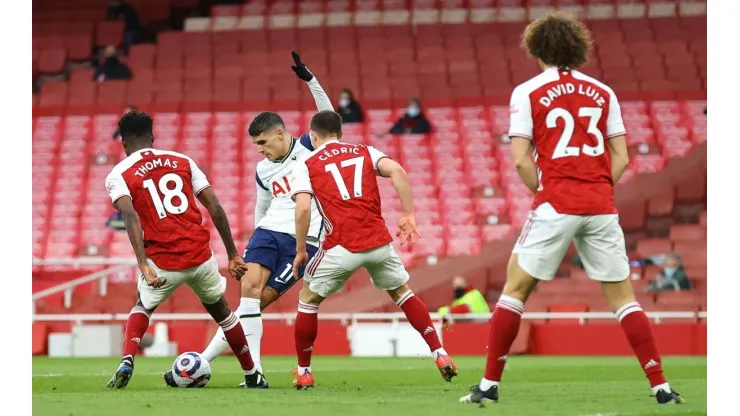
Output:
(260, 286), (280, 310)
(240, 263), (269, 298)
(299, 285), (325, 306)
(386, 283), (411, 302)
(600, 279), (637, 312)
(503, 255), (540, 302)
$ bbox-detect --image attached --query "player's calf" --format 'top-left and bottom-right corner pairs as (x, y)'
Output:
(602, 280), (677, 398)
(388, 284), (457, 381)
(107, 302), (152, 389)
(294, 283), (324, 384)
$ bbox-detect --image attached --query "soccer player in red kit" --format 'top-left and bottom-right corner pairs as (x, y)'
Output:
(289, 111), (458, 389)
(104, 111), (267, 389)
(459, 13), (682, 405)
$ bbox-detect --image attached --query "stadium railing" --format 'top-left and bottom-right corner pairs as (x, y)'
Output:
(33, 258), (707, 324)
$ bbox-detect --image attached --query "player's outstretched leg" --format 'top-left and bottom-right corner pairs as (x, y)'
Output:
(202, 297), (267, 388)
(602, 280), (684, 404)
(107, 303), (151, 389)
(293, 282), (323, 390)
(389, 284), (458, 382)
(460, 255), (538, 404)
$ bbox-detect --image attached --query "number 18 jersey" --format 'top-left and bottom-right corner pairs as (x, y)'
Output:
(105, 148), (212, 270)
(290, 140), (393, 253)
(509, 67), (627, 215)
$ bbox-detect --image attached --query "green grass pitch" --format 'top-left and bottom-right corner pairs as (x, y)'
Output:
(32, 356), (706, 416)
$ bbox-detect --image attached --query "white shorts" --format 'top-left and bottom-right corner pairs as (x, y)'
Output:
(513, 203), (630, 282)
(138, 254), (227, 310)
(304, 244), (410, 298)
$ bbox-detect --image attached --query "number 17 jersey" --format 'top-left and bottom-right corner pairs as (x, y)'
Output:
(290, 141), (393, 253)
(105, 148), (212, 270)
(509, 67), (627, 215)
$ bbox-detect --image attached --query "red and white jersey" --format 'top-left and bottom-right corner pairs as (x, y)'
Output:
(509, 67), (626, 215)
(290, 140), (393, 253)
(105, 148), (212, 270)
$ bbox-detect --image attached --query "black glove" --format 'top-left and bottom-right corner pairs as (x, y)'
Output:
(290, 51), (314, 82)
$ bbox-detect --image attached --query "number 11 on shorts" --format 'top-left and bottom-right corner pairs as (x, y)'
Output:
(275, 263), (292, 284)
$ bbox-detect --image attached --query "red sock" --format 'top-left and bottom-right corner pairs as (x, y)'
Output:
(219, 313), (255, 372)
(483, 295), (524, 382)
(397, 292), (442, 352)
(617, 302), (667, 387)
(121, 306), (150, 366)
(295, 302), (319, 367)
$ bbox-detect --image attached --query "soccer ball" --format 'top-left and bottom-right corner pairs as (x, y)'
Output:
(171, 352), (211, 388)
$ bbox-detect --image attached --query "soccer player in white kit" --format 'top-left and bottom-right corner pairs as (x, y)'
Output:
(163, 52), (329, 388)
(459, 13), (683, 405)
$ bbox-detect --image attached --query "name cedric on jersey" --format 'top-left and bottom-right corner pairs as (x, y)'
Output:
(317, 146), (361, 161)
(133, 157), (179, 177)
(538, 82), (607, 108)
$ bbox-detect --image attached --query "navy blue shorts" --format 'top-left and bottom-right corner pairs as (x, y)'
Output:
(243, 228), (319, 295)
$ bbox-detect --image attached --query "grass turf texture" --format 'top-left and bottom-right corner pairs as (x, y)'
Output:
(33, 356), (706, 416)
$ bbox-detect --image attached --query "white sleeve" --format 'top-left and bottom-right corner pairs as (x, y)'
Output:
(307, 78), (334, 112)
(367, 146), (389, 174)
(188, 157), (211, 195)
(289, 159), (313, 200)
(254, 176), (272, 226)
(508, 85), (534, 140)
(105, 170), (130, 205)
(606, 91), (627, 138)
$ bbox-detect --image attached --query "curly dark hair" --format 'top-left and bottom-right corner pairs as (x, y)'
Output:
(521, 12), (592, 70)
(118, 110), (153, 140)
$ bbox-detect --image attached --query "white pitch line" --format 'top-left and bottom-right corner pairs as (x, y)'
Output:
(33, 366), (421, 378)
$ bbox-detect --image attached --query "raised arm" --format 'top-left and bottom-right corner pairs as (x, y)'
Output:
(290, 51), (333, 112)
(508, 85), (539, 194)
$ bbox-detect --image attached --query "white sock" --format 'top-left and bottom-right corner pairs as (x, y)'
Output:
(202, 326), (229, 362)
(236, 297), (263, 372)
(298, 366), (311, 374)
(479, 378), (499, 391)
(432, 348), (448, 358)
(651, 382), (671, 395)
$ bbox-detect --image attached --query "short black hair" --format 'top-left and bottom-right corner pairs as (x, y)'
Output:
(248, 111), (285, 137)
(310, 111), (343, 138)
(118, 110), (153, 140)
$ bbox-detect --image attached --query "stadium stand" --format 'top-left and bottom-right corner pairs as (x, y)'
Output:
(32, 1), (706, 317)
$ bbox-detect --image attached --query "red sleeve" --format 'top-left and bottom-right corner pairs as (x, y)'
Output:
(449, 304), (472, 314)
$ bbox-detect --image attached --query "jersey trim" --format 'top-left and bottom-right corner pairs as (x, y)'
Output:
(274, 138), (297, 164)
(111, 194), (130, 206)
(299, 133), (314, 151)
(374, 155), (389, 172)
(607, 131), (627, 139)
(194, 184), (211, 196)
(255, 172), (269, 191)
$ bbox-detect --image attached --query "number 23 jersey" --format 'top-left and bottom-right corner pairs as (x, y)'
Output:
(105, 148), (212, 270)
(290, 141), (393, 253)
(509, 67), (627, 215)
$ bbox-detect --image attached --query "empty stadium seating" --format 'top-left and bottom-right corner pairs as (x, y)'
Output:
(32, 99), (706, 268)
(32, 1), (707, 314)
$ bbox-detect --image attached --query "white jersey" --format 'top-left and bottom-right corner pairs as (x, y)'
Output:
(252, 77), (332, 246)
(254, 135), (323, 244)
